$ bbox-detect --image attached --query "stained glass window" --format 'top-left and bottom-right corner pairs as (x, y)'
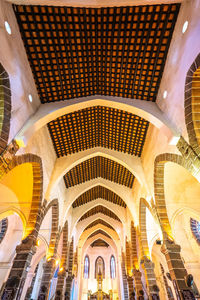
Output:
(190, 218), (200, 244)
(84, 255), (90, 279)
(110, 255), (116, 279)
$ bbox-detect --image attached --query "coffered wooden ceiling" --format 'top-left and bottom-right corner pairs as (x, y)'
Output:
(88, 230), (112, 240)
(78, 205), (121, 222)
(64, 156), (134, 188)
(91, 239), (109, 248)
(48, 106), (148, 157)
(84, 219), (115, 232)
(72, 185), (126, 208)
(14, 4), (180, 103)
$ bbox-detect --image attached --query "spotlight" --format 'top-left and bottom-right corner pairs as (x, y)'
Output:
(182, 21), (188, 34)
(5, 21), (11, 35)
(163, 90), (167, 99)
(28, 94), (33, 103)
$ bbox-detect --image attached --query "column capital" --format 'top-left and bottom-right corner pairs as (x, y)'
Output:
(16, 236), (37, 254)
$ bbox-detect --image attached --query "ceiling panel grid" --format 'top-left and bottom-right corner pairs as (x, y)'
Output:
(14, 4), (180, 103)
(72, 185), (126, 208)
(64, 156), (134, 188)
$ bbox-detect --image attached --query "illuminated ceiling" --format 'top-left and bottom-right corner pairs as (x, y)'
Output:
(13, 2), (180, 240)
(72, 185), (126, 208)
(14, 4), (180, 103)
(78, 205), (121, 222)
(64, 156), (134, 188)
(48, 106), (149, 157)
(84, 219), (115, 231)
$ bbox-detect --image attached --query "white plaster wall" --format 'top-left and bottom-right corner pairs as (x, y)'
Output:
(0, 1), (40, 142)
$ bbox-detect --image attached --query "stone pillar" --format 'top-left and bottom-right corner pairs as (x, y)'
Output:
(132, 269), (143, 298)
(160, 263), (174, 300)
(141, 257), (160, 299)
(56, 222), (68, 297)
(127, 276), (134, 298)
(65, 239), (74, 299)
(39, 258), (56, 299)
(121, 252), (129, 300)
(1, 237), (36, 300)
(161, 241), (195, 300)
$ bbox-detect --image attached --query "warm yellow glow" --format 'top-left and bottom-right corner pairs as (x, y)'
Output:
(55, 259), (59, 266)
(47, 256), (52, 262)
(36, 239), (40, 246)
(59, 267), (64, 272)
(0, 164), (33, 222)
(15, 137), (26, 148)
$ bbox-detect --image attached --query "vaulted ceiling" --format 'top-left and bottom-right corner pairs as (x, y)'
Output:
(72, 185), (126, 208)
(78, 205), (121, 222)
(13, 2), (180, 248)
(48, 106), (149, 157)
(64, 156), (134, 188)
(14, 4), (180, 103)
(84, 219), (115, 231)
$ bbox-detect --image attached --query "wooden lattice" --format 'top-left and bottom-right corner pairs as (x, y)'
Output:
(14, 4), (180, 103)
(48, 106), (149, 157)
(72, 185), (126, 208)
(64, 156), (134, 188)
(79, 205), (121, 222)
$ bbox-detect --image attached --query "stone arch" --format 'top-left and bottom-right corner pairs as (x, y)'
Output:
(0, 153), (43, 239)
(82, 233), (117, 255)
(154, 153), (191, 239)
(185, 53), (200, 154)
(139, 198), (152, 260)
(74, 213), (123, 245)
(0, 63), (11, 154)
(77, 205), (121, 224)
(16, 96), (179, 145)
(47, 148), (145, 200)
(43, 199), (59, 257)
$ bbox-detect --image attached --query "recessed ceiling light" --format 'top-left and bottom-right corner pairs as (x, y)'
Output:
(163, 90), (167, 99)
(4, 21), (11, 35)
(28, 94), (33, 103)
(182, 21), (188, 34)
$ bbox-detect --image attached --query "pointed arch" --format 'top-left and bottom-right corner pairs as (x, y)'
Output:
(185, 53), (200, 154)
(0, 153), (43, 239)
(0, 63), (11, 154)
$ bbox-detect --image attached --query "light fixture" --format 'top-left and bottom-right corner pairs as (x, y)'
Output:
(55, 259), (59, 266)
(182, 21), (188, 34)
(36, 239), (40, 247)
(28, 94), (33, 103)
(59, 267), (64, 272)
(163, 90), (167, 99)
(5, 21), (11, 35)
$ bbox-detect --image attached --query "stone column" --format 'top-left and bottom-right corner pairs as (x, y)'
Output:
(141, 257), (160, 299)
(132, 269), (143, 298)
(65, 239), (74, 299)
(1, 237), (36, 300)
(39, 258), (56, 299)
(161, 240), (195, 300)
(127, 275), (135, 298)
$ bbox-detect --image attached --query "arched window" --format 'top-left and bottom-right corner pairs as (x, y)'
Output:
(84, 255), (90, 278)
(95, 256), (105, 278)
(190, 218), (200, 244)
(110, 255), (116, 279)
